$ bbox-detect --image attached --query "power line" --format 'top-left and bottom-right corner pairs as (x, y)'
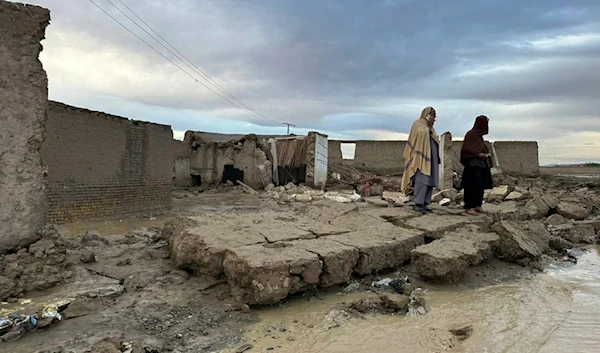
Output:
(87, 0), (282, 126)
(115, 0), (264, 119)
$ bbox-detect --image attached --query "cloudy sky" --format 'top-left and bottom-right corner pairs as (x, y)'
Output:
(32, 0), (600, 165)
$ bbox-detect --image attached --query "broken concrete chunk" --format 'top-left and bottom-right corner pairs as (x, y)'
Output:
(575, 219), (600, 232)
(432, 191), (444, 203)
(441, 188), (459, 202)
(329, 230), (424, 275)
(550, 223), (595, 244)
(169, 219), (266, 278)
(556, 201), (592, 220)
(492, 220), (549, 261)
(412, 225), (499, 282)
(405, 214), (480, 239)
(223, 244), (322, 305)
(545, 214), (567, 226)
(295, 194), (313, 202)
(292, 238), (359, 287)
(487, 186), (509, 202)
(504, 191), (524, 201)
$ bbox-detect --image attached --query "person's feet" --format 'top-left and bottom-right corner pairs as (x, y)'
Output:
(474, 206), (485, 213)
(423, 205), (433, 213)
(465, 209), (478, 216)
(412, 204), (427, 214)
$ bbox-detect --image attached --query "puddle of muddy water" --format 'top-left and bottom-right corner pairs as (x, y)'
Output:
(229, 248), (600, 353)
(56, 216), (168, 236)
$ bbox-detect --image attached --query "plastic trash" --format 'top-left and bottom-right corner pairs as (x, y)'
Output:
(41, 305), (62, 321)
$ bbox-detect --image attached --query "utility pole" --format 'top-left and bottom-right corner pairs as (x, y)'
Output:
(283, 122), (295, 135)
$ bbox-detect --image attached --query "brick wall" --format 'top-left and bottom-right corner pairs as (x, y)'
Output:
(42, 102), (173, 224)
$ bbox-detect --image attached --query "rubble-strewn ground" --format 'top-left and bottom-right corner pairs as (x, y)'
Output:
(1, 173), (599, 353)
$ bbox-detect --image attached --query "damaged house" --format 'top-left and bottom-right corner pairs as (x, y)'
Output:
(173, 131), (328, 190)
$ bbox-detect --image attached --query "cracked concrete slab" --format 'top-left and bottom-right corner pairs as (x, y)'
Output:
(412, 225), (499, 282)
(405, 214), (482, 239)
(223, 243), (322, 305)
(291, 238), (359, 287)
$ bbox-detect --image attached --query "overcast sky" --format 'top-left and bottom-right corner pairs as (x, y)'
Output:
(31, 0), (600, 165)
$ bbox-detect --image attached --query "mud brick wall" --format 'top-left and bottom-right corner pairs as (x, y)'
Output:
(328, 140), (406, 175)
(173, 137), (192, 188)
(0, 2), (50, 253)
(330, 139), (539, 177)
(42, 102), (173, 224)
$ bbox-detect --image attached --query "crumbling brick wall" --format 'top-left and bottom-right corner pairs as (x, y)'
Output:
(0, 2), (50, 252)
(42, 102), (173, 224)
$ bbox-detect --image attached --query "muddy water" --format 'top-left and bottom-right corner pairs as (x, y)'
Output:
(234, 248), (600, 353)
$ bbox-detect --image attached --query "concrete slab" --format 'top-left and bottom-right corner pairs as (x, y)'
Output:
(292, 238), (359, 287)
(492, 220), (550, 261)
(412, 225), (499, 282)
(223, 243), (322, 305)
(170, 221), (267, 277)
(405, 214), (481, 239)
(329, 212), (398, 232)
(329, 229), (425, 275)
(297, 200), (358, 223)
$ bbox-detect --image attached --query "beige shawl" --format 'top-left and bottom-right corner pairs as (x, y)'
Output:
(401, 106), (439, 195)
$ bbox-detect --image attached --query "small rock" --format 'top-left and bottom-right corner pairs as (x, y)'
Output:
(431, 192), (444, 202)
(116, 258), (132, 266)
(236, 344), (254, 353)
(295, 194), (312, 202)
(557, 201), (591, 220)
(505, 191), (524, 201)
(366, 197), (389, 207)
(450, 325), (473, 340)
(80, 249), (96, 263)
(545, 214), (567, 226)
(441, 188), (459, 202)
(439, 198), (451, 206)
(487, 186), (509, 202)
(343, 281), (360, 293)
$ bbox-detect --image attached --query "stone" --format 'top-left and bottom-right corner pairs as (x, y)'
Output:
(483, 201), (522, 221)
(432, 192), (444, 202)
(382, 191), (403, 202)
(0, 275), (20, 301)
(329, 229), (425, 275)
(492, 220), (550, 261)
(295, 194), (313, 202)
(441, 188), (459, 202)
(504, 191), (524, 201)
(575, 219), (600, 232)
(80, 249), (96, 263)
(556, 201), (591, 220)
(378, 293), (410, 312)
(439, 198), (451, 206)
(487, 186), (509, 202)
(412, 225), (499, 282)
(550, 224), (595, 244)
(169, 219), (267, 278)
(223, 243), (322, 305)
(549, 235), (573, 251)
(545, 214), (567, 226)
(523, 197), (551, 220)
(292, 238), (359, 287)
(366, 197), (389, 207)
(455, 190), (465, 203)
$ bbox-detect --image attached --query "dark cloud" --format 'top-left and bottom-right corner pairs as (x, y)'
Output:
(31, 0), (600, 163)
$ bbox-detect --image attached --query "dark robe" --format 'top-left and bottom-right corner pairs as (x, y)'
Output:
(460, 116), (493, 209)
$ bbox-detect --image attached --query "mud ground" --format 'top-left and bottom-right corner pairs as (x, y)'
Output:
(1, 175), (598, 353)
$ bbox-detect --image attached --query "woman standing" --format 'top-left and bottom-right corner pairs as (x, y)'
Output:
(460, 115), (493, 215)
(401, 106), (440, 214)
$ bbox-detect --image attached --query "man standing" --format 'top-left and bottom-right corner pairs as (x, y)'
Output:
(401, 106), (440, 214)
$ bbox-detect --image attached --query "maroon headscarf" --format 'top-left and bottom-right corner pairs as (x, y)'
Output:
(460, 115), (489, 163)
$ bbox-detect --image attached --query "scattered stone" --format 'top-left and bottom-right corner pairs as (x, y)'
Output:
(575, 219), (600, 232)
(295, 194), (312, 202)
(80, 249), (96, 263)
(366, 197), (389, 207)
(382, 191), (403, 202)
(236, 344), (254, 353)
(505, 191), (524, 201)
(407, 294), (430, 316)
(545, 214), (567, 226)
(439, 198), (451, 206)
(450, 325), (473, 340)
(455, 190), (465, 204)
(343, 281), (360, 293)
(432, 191), (444, 203)
(412, 225), (499, 282)
(551, 224), (596, 244)
(556, 201), (591, 220)
(549, 235), (573, 251)
(441, 188), (459, 202)
(487, 186), (509, 202)
(378, 293), (409, 312)
(320, 308), (353, 330)
(492, 220), (549, 261)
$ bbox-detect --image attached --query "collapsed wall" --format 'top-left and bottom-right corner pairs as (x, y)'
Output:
(0, 2), (50, 252)
(42, 102), (173, 223)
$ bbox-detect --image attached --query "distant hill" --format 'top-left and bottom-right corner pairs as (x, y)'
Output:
(542, 163), (600, 168)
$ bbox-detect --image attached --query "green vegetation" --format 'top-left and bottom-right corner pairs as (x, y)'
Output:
(584, 163), (600, 167)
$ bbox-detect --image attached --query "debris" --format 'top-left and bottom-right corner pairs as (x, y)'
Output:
(450, 325), (473, 340)
(0, 314), (37, 342)
(236, 344), (254, 353)
(236, 180), (259, 195)
(439, 198), (451, 206)
(80, 249), (96, 263)
(41, 305), (62, 321)
(343, 281), (360, 293)
(407, 293), (430, 316)
(320, 308), (352, 330)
